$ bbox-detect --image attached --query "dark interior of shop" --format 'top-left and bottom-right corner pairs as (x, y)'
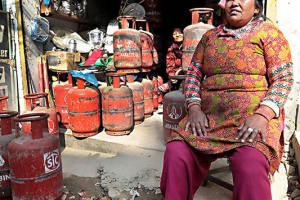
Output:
(45, 0), (220, 81)
(161, 0), (207, 42)
(89, 0), (213, 51)
(88, 0), (217, 54)
(118, 0), (213, 51)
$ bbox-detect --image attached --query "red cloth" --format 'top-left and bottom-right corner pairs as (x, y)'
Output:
(82, 49), (104, 66)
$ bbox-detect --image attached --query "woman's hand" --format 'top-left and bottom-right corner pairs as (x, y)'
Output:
(170, 79), (178, 84)
(236, 114), (268, 143)
(175, 58), (181, 67)
(185, 105), (209, 137)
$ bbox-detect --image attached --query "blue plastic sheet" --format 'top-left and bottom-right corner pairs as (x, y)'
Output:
(69, 70), (99, 87)
(43, 0), (50, 6)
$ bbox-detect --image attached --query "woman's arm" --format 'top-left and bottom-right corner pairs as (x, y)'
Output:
(256, 23), (294, 119)
(184, 37), (206, 108)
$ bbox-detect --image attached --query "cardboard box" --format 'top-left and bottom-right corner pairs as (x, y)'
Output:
(45, 51), (81, 71)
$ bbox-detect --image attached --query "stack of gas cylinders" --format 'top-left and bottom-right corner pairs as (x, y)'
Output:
(100, 16), (162, 135)
(50, 15), (163, 137)
(0, 95), (63, 199)
(49, 8), (214, 139)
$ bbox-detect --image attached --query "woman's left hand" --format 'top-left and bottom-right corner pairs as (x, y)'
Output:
(236, 114), (268, 143)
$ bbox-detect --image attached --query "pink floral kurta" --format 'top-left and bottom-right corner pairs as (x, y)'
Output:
(166, 43), (183, 77)
(170, 19), (294, 174)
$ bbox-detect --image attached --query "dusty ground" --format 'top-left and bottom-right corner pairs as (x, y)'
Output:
(63, 175), (164, 200)
(63, 176), (104, 199)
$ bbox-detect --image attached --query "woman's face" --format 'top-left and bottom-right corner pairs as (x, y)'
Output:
(225, 0), (259, 28)
(173, 31), (183, 43)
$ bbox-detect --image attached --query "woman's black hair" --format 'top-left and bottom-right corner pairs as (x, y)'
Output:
(254, 0), (266, 20)
(173, 28), (182, 34)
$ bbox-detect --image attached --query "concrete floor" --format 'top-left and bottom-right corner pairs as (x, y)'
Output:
(61, 105), (289, 200)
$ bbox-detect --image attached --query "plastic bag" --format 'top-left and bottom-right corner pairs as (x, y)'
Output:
(30, 16), (49, 44)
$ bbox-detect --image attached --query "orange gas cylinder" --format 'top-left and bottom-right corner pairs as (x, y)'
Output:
(157, 75), (164, 105)
(136, 19), (154, 72)
(23, 93), (59, 136)
(163, 75), (187, 142)
(152, 46), (159, 67)
(140, 30), (154, 72)
(113, 16), (142, 73)
(67, 78), (101, 138)
(127, 74), (144, 125)
(0, 96), (8, 110)
(8, 113), (63, 199)
(53, 71), (73, 128)
(0, 110), (18, 199)
(102, 73), (134, 135)
(182, 8), (214, 72)
(141, 78), (154, 118)
(151, 76), (159, 112)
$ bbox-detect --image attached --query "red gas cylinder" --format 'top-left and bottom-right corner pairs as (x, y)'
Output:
(0, 96), (9, 129)
(127, 74), (144, 125)
(8, 113), (63, 199)
(141, 78), (154, 118)
(152, 76), (159, 112)
(102, 73), (134, 135)
(182, 8), (214, 72)
(67, 78), (101, 138)
(113, 16), (142, 73)
(53, 71), (73, 128)
(23, 93), (59, 136)
(0, 96), (8, 111)
(152, 46), (159, 67)
(157, 75), (164, 105)
(0, 110), (18, 199)
(136, 19), (154, 72)
(163, 75), (187, 142)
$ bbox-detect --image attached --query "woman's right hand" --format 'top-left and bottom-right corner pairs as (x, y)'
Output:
(170, 79), (178, 84)
(185, 105), (209, 137)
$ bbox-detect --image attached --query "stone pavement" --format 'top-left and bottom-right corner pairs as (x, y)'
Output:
(60, 105), (289, 200)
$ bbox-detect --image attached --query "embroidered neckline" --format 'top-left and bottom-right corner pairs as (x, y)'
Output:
(217, 19), (263, 38)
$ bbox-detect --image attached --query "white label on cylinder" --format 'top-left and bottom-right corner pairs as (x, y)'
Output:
(167, 105), (183, 120)
(44, 149), (60, 173)
(165, 123), (178, 129)
(0, 155), (5, 167)
(0, 174), (9, 182)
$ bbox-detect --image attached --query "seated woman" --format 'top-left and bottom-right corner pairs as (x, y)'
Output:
(158, 28), (184, 93)
(160, 0), (294, 199)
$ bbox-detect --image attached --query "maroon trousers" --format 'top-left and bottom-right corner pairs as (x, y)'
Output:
(160, 141), (271, 200)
